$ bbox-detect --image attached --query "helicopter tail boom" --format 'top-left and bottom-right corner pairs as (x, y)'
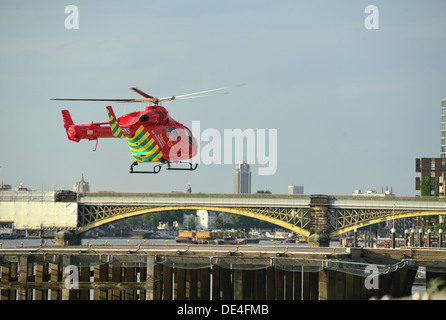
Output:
(61, 108), (133, 143)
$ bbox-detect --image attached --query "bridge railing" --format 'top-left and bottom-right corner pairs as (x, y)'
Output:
(77, 192), (311, 208)
(0, 191), (57, 202)
(330, 196), (446, 211)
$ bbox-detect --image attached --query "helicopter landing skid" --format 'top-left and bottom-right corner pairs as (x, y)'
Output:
(166, 161), (198, 171)
(129, 161), (198, 174)
(129, 161), (162, 174)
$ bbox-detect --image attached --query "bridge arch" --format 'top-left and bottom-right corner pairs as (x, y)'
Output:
(328, 210), (443, 237)
(76, 205), (311, 236)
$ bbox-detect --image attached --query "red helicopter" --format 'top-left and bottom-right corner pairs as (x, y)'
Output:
(52, 86), (237, 174)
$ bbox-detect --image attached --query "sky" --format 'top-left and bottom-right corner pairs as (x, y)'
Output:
(0, 1), (445, 196)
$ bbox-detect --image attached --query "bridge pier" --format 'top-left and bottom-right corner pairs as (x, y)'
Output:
(308, 195), (330, 247)
(55, 231), (81, 246)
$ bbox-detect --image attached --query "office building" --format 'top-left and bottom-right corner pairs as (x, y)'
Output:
(415, 100), (446, 196)
(182, 210), (231, 231)
(234, 161), (251, 194)
(288, 185), (304, 195)
(415, 158), (446, 196)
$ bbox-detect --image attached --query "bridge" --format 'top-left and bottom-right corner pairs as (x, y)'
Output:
(1, 191), (446, 244)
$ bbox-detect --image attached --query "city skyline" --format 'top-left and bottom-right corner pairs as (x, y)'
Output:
(1, 2), (446, 196)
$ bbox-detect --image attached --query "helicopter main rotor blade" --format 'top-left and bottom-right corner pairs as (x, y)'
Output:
(174, 92), (230, 100)
(158, 84), (245, 102)
(51, 84), (244, 104)
(52, 98), (133, 102)
(130, 88), (157, 101)
(51, 98), (152, 103)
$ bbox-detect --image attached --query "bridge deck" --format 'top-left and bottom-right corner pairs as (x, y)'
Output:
(78, 192), (446, 211)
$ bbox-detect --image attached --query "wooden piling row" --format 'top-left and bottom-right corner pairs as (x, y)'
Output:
(0, 255), (158, 300)
(0, 256), (328, 300)
(0, 246), (441, 300)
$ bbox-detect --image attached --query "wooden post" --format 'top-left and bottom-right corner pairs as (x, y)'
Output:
(319, 270), (346, 300)
(61, 255), (78, 300)
(233, 269), (244, 300)
(34, 263), (49, 300)
(284, 271), (293, 300)
(50, 263), (62, 300)
(94, 264), (108, 300)
(79, 265), (90, 300)
(125, 266), (136, 300)
(162, 265), (173, 300)
(220, 267), (232, 300)
(400, 267), (417, 296)
(199, 268), (210, 300)
(391, 228), (396, 249)
(318, 269), (328, 300)
(111, 265), (122, 300)
(243, 270), (255, 300)
(334, 270), (346, 299)
(302, 271), (310, 300)
(175, 267), (186, 300)
(293, 270), (302, 300)
(1, 262), (17, 300)
(145, 256), (162, 300)
(275, 268), (284, 300)
(17, 255), (28, 300)
(418, 229), (423, 247)
(303, 272), (318, 300)
(138, 264), (146, 300)
(344, 273), (356, 300)
(255, 269), (266, 300)
(266, 267), (275, 299)
(427, 229), (432, 248)
(211, 266), (220, 300)
(189, 268), (198, 300)
(309, 272), (319, 300)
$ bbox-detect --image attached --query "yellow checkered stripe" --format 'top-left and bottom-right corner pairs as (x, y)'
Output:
(127, 126), (163, 162)
(107, 111), (122, 138)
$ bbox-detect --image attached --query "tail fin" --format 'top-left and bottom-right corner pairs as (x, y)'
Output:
(62, 110), (74, 128)
(61, 110), (80, 142)
(106, 106), (123, 138)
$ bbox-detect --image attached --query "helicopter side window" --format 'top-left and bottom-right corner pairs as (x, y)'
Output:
(166, 127), (180, 141)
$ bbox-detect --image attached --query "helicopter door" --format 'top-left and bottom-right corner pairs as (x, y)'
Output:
(184, 127), (196, 148)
